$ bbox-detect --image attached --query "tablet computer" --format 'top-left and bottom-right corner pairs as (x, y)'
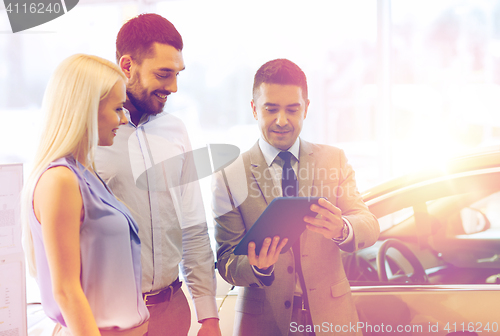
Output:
(233, 197), (322, 255)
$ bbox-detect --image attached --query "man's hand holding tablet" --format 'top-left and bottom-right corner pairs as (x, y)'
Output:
(233, 197), (322, 261)
(247, 236), (288, 271)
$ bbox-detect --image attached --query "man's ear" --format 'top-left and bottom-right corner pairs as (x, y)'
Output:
(304, 99), (310, 119)
(119, 55), (134, 79)
(251, 100), (258, 120)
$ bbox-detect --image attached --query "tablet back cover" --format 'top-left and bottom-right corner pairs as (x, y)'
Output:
(233, 197), (320, 255)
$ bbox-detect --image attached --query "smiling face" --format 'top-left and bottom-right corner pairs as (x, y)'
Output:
(97, 80), (127, 146)
(252, 83), (309, 150)
(125, 42), (185, 121)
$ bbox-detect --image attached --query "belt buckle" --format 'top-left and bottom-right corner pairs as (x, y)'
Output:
(295, 296), (307, 313)
(143, 292), (154, 307)
(166, 284), (174, 302)
(301, 298), (307, 312)
(143, 284), (175, 307)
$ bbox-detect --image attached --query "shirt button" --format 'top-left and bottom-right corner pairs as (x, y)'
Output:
(285, 300), (291, 309)
(287, 266), (293, 274)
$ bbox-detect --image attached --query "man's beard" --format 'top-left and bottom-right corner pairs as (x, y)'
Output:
(127, 75), (167, 117)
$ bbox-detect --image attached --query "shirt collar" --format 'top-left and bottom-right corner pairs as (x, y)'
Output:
(124, 107), (156, 127)
(258, 137), (300, 167)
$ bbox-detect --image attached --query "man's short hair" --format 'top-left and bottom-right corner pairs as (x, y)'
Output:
(116, 13), (183, 64)
(253, 59), (308, 101)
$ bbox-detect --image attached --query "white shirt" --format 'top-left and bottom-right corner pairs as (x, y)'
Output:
(95, 110), (217, 322)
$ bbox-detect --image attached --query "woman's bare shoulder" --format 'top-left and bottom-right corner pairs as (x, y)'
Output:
(34, 165), (82, 218)
(36, 165), (79, 191)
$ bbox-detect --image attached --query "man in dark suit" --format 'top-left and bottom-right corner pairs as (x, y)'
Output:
(212, 59), (379, 336)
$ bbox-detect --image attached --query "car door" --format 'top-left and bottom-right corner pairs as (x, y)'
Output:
(348, 168), (500, 336)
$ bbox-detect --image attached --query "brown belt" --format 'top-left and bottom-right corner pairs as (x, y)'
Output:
(142, 278), (182, 307)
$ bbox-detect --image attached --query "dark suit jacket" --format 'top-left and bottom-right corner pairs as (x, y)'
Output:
(213, 140), (379, 336)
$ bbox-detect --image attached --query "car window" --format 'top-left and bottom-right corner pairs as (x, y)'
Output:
(378, 206), (414, 231)
(349, 187), (500, 286)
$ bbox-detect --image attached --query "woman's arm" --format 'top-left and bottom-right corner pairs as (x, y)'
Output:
(34, 166), (101, 336)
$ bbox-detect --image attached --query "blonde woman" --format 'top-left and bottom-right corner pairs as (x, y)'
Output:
(22, 54), (149, 336)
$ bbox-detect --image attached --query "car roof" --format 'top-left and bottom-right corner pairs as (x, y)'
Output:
(362, 146), (500, 204)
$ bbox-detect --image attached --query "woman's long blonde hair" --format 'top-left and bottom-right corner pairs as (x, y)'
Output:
(22, 54), (127, 277)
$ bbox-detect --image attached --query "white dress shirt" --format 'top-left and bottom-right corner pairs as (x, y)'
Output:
(95, 110), (218, 322)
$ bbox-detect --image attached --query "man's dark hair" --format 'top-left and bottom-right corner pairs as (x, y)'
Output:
(253, 59), (308, 101)
(116, 13), (183, 64)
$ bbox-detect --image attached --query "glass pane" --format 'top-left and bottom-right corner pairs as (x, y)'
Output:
(391, 0), (500, 174)
(378, 206), (414, 231)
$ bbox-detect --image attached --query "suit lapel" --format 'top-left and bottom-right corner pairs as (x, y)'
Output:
(248, 142), (279, 205)
(297, 140), (314, 252)
(298, 139), (314, 197)
(247, 140), (316, 201)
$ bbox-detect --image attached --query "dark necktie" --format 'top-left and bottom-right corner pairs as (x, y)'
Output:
(278, 151), (297, 197)
(279, 151), (309, 310)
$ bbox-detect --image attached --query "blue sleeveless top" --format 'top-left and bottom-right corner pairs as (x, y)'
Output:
(29, 156), (149, 329)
